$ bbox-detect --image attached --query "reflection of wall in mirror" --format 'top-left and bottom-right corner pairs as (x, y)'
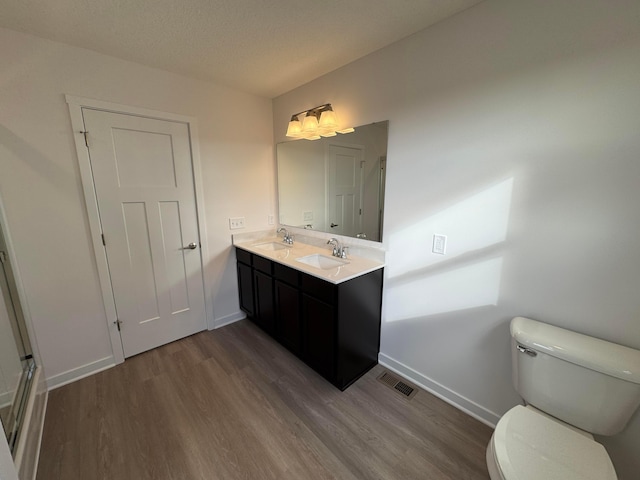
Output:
(277, 140), (326, 230)
(0, 283), (22, 411)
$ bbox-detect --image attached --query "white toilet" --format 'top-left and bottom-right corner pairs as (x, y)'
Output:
(486, 317), (640, 480)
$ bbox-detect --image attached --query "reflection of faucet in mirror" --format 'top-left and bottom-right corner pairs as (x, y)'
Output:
(277, 227), (294, 245)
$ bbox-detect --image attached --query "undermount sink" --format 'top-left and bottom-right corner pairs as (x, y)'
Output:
(296, 254), (348, 270)
(252, 242), (290, 251)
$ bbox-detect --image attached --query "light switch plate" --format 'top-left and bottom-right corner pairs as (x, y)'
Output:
(268, 214), (275, 225)
(229, 217), (245, 229)
(432, 234), (447, 255)
(303, 211), (313, 221)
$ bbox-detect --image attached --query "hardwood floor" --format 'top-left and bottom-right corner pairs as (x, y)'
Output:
(37, 320), (492, 479)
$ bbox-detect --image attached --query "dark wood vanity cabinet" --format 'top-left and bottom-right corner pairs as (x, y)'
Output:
(236, 258), (254, 317)
(253, 270), (275, 334)
(275, 279), (302, 355)
(302, 293), (335, 380)
(235, 247), (383, 390)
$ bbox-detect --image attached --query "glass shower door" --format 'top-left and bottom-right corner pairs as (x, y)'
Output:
(0, 222), (35, 455)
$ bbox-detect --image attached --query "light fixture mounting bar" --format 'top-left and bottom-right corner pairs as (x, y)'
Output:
(290, 103), (332, 119)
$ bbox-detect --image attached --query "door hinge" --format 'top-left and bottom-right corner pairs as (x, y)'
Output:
(80, 130), (89, 147)
(101, 233), (106, 246)
(113, 319), (123, 331)
(0, 251), (6, 264)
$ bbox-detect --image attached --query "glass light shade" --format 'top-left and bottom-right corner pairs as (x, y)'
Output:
(286, 117), (302, 137)
(320, 131), (337, 137)
(302, 114), (319, 133)
(336, 127), (355, 134)
(318, 109), (338, 129)
(304, 135), (321, 140)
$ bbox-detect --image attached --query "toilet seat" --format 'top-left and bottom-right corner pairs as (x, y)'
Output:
(489, 405), (617, 480)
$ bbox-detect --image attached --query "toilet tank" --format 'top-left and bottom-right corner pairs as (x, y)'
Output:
(510, 317), (640, 436)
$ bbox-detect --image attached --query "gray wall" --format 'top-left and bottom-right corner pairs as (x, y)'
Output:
(273, 0), (640, 477)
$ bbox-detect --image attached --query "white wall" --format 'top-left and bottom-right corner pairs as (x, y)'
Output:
(0, 27), (275, 384)
(273, 0), (640, 478)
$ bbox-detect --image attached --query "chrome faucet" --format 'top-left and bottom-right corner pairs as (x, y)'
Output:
(277, 227), (294, 245)
(327, 238), (348, 259)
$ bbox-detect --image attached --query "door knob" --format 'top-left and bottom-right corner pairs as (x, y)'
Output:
(330, 223), (339, 228)
(183, 242), (198, 250)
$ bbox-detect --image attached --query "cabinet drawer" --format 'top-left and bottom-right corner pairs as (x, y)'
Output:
(253, 255), (273, 275)
(236, 248), (252, 265)
(301, 273), (335, 304)
(274, 263), (299, 286)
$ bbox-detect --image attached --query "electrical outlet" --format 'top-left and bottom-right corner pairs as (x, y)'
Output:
(432, 234), (447, 255)
(229, 217), (245, 229)
(303, 211), (313, 221)
(268, 214), (275, 225)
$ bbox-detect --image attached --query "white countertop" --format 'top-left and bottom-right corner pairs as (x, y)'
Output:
(233, 235), (385, 284)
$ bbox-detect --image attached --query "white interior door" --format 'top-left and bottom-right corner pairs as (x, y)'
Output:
(82, 109), (206, 358)
(326, 144), (364, 237)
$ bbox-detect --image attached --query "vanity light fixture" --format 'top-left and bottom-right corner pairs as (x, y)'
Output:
(286, 103), (354, 140)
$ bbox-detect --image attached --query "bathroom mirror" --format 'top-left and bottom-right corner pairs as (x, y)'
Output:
(0, 219), (35, 455)
(277, 121), (388, 242)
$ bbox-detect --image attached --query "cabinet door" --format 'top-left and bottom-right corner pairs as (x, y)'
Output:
(254, 270), (275, 334)
(302, 294), (335, 380)
(275, 280), (301, 354)
(237, 262), (254, 317)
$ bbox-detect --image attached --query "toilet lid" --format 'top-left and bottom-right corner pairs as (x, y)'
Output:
(493, 406), (617, 480)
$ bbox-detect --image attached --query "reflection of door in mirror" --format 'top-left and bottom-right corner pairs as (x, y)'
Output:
(326, 144), (364, 237)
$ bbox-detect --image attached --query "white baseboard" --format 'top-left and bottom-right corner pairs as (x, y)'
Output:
(46, 356), (115, 391)
(378, 353), (499, 428)
(212, 311), (246, 330)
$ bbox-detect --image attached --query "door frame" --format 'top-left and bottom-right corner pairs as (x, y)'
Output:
(66, 95), (212, 364)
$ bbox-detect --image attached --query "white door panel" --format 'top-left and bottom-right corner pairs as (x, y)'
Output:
(82, 109), (206, 357)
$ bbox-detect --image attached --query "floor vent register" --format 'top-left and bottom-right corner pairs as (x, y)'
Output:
(377, 371), (418, 400)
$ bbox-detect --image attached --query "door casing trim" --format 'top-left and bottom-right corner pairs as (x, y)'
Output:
(66, 95), (212, 364)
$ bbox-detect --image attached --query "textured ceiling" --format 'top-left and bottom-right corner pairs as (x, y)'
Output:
(0, 0), (483, 98)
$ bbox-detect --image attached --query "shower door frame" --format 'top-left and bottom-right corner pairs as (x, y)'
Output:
(0, 194), (41, 467)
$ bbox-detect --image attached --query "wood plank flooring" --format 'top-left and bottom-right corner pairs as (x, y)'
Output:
(37, 320), (492, 480)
